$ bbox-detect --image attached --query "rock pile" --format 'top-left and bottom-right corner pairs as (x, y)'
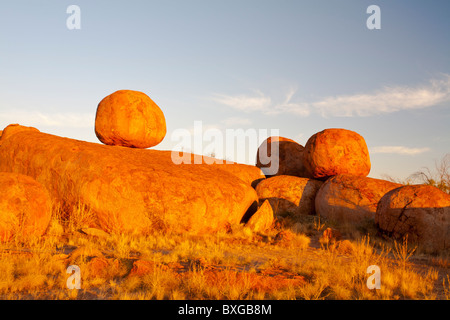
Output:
(0, 90), (448, 253)
(303, 129), (371, 179)
(0, 90), (266, 238)
(253, 129), (448, 252)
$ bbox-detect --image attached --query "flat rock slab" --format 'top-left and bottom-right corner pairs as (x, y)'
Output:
(376, 184), (450, 252)
(0, 125), (258, 235)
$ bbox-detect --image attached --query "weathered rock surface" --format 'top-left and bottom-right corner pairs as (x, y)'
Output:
(244, 200), (274, 232)
(0, 123), (39, 142)
(376, 185), (450, 252)
(95, 90), (166, 148)
(255, 175), (323, 217)
(213, 162), (265, 187)
(80, 227), (110, 239)
(0, 172), (52, 241)
(179, 153), (265, 186)
(315, 174), (402, 225)
(0, 124), (258, 235)
(256, 136), (311, 178)
(303, 129), (371, 179)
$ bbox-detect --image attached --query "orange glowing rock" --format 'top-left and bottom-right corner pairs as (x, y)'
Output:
(376, 185), (450, 252)
(255, 175), (323, 217)
(315, 174), (402, 225)
(95, 90), (166, 148)
(0, 172), (52, 241)
(0, 125), (258, 235)
(256, 136), (311, 178)
(181, 153), (266, 186)
(0, 123), (39, 142)
(303, 129), (371, 179)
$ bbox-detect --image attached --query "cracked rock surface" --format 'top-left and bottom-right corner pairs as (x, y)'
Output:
(315, 174), (402, 225)
(376, 185), (450, 252)
(256, 175), (323, 217)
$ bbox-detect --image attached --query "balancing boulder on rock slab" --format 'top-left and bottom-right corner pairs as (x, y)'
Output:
(95, 90), (167, 149)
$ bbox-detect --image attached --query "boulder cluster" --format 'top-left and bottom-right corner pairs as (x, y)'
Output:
(0, 90), (266, 241)
(255, 130), (450, 252)
(0, 89), (448, 253)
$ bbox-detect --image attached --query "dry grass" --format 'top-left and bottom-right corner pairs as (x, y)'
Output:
(384, 153), (450, 194)
(0, 205), (448, 300)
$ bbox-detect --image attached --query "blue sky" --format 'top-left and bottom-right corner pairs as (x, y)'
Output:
(0, 0), (449, 180)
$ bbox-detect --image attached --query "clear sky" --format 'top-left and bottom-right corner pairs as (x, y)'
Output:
(1, 0), (449, 180)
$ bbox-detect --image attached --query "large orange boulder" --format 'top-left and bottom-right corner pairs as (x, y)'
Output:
(0, 125), (258, 235)
(95, 90), (166, 148)
(0, 172), (52, 241)
(303, 129), (371, 179)
(315, 174), (402, 225)
(255, 175), (323, 217)
(376, 185), (450, 252)
(256, 137), (311, 178)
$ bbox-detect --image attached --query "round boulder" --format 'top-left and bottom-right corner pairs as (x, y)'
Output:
(256, 175), (323, 217)
(0, 172), (52, 241)
(376, 185), (450, 252)
(303, 129), (371, 179)
(315, 174), (402, 225)
(95, 90), (166, 148)
(256, 136), (311, 178)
